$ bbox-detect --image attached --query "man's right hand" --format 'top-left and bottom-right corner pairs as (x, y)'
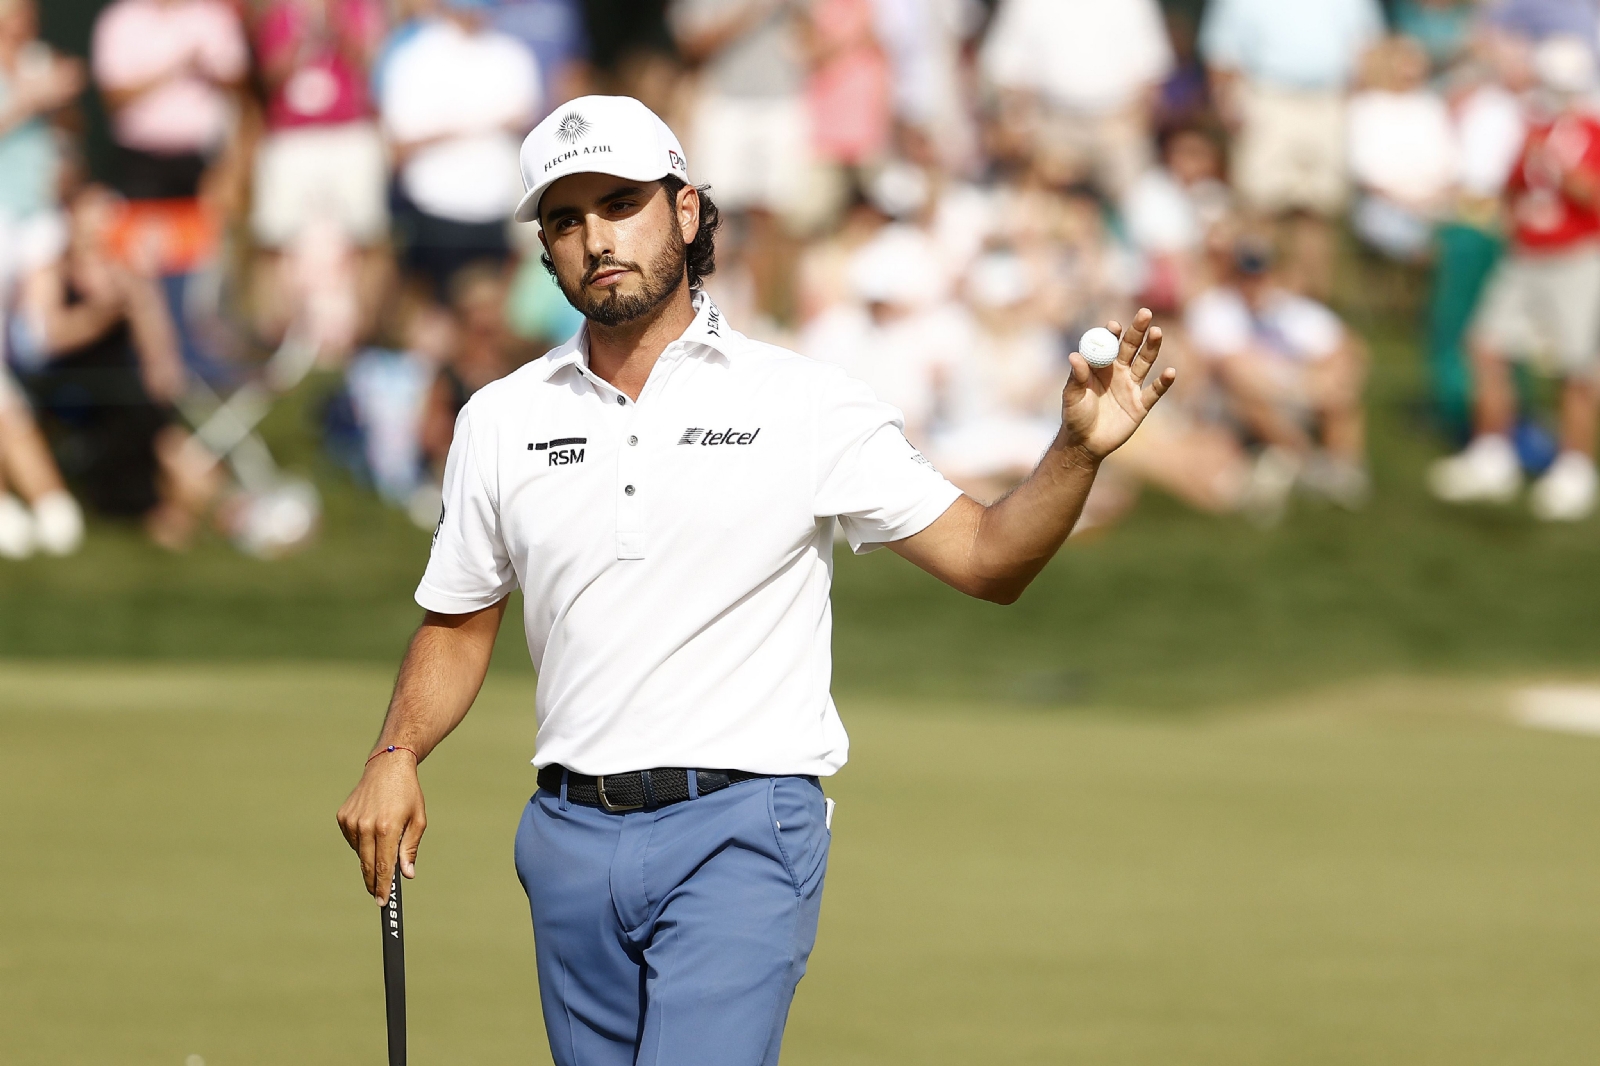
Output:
(337, 749), (427, 905)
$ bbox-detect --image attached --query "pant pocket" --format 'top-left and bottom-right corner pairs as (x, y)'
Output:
(768, 776), (829, 895)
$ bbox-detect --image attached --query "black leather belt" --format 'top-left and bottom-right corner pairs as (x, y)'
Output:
(537, 765), (768, 812)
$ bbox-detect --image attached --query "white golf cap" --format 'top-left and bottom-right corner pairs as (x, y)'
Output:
(513, 95), (690, 224)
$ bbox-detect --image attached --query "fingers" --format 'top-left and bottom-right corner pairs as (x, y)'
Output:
(373, 822), (398, 906)
(399, 813), (426, 880)
(358, 819), (378, 899)
(1112, 308), (1154, 367)
(1063, 351), (1091, 405)
(1130, 325), (1163, 382)
(1141, 367), (1177, 410)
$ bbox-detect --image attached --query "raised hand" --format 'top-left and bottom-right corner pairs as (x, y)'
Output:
(1059, 308), (1175, 460)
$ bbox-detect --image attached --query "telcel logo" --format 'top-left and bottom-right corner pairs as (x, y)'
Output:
(678, 427), (761, 446)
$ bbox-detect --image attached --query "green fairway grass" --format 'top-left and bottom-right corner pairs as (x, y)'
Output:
(4, 663), (1598, 1065)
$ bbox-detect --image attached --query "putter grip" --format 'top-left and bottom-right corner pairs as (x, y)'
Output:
(380, 865), (406, 1066)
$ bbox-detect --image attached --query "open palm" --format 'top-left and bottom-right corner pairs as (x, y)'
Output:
(1059, 308), (1175, 460)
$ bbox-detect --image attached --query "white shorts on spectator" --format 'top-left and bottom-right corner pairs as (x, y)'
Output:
(1472, 246), (1600, 376)
(252, 121), (389, 246)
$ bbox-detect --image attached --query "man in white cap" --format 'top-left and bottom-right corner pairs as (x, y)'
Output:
(338, 94), (1175, 1065)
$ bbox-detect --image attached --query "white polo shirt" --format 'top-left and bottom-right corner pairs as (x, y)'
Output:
(416, 293), (963, 776)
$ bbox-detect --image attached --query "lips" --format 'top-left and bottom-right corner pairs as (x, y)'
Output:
(587, 266), (631, 289)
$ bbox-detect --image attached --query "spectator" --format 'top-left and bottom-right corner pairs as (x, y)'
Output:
(0, 363), (83, 558)
(1480, 0), (1599, 51)
(419, 261), (517, 472)
(927, 247), (1065, 499)
(1200, 0), (1386, 297)
(671, 0), (812, 320)
(11, 185), (219, 549)
(1430, 35), (1600, 521)
(92, 0), (249, 201)
(869, 0), (976, 171)
(799, 222), (958, 447)
(1347, 35), (1458, 262)
(1425, 32), (1530, 439)
(1185, 235), (1370, 516)
(671, 0), (808, 215)
(980, 0), (1174, 199)
(1123, 123), (1232, 312)
(380, 0), (540, 296)
(250, 0), (391, 357)
(487, 0), (592, 114)
(330, 291), (454, 525)
(804, 0), (892, 173)
(0, 0), (81, 234)
(1393, 0), (1476, 73)
(91, 0), (249, 382)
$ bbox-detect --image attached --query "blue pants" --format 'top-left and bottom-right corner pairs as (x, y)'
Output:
(514, 775), (830, 1066)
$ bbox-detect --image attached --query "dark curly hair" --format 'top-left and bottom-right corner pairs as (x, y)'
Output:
(540, 177), (721, 291)
(662, 176), (720, 290)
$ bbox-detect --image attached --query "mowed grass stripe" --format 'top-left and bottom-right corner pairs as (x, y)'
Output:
(2, 665), (1598, 1065)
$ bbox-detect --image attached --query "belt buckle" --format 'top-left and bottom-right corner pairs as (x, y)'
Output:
(595, 775), (643, 813)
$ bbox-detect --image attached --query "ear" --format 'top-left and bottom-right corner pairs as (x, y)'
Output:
(676, 184), (702, 246)
(536, 226), (550, 258)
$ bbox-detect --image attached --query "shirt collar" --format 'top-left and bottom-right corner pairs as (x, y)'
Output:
(534, 290), (737, 382)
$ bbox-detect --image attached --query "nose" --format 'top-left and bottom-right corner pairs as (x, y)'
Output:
(583, 214), (615, 264)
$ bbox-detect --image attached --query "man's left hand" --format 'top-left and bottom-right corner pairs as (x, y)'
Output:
(1058, 307), (1176, 461)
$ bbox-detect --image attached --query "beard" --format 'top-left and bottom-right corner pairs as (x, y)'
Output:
(558, 231), (687, 328)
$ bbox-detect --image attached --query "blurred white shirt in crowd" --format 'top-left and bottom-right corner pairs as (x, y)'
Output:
(1348, 88), (1458, 205)
(1199, 0), (1385, 92)
(980, 0), (1174, 114)
(1455, 83), (1527, 200)
(1186, 287), (1345, 364)
(1123, 170), (1231, 254)
(380, 18), (539, 223)
(870, 0), (977, 163)
(800, 303), (964, 438)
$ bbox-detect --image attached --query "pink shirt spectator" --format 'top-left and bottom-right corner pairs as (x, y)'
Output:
(93, 0), (249, 155)
(256, 0), (385, 131)
(806, 0), (890, 166)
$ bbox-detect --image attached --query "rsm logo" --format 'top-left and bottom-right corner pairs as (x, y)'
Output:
(530, 437), (587, 466)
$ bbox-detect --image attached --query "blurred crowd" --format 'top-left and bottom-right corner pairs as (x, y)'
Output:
(3, 0), (1600, 560)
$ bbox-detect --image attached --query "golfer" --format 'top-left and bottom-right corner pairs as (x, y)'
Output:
(338, 95), (1174, 1066)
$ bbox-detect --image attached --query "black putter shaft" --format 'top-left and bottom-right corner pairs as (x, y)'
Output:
(380, 862), (406, 1066)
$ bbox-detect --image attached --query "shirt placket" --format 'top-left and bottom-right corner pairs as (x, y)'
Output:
(606, 344), (683, 561)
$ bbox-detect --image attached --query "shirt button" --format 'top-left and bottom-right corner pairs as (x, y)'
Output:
(616, 395), (626, 406)
(628, 435), (638, 446)
(624, 485), (636, 496)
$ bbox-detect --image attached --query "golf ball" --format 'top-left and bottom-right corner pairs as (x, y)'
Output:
(1079, 327), (1120, 368)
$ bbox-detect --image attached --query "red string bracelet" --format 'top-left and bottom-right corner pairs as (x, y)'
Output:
(366, 745), (420, 765)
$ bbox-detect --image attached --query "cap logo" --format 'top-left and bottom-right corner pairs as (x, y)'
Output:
(668, 149), (686, 173)
(555, 112), (591, 144)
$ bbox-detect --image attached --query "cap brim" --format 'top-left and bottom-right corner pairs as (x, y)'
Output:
(512, 164), (678, 225)
(513, 185), (545, 224)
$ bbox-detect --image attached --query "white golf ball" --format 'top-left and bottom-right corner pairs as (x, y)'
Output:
(1079, 326), (1120, 368)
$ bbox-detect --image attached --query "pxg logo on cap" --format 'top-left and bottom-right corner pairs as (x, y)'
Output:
(514, 95), (691, 224)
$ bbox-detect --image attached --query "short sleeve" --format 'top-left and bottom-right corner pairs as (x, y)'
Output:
(415, 406), (518, 613)
(813, 368), (963, 554)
